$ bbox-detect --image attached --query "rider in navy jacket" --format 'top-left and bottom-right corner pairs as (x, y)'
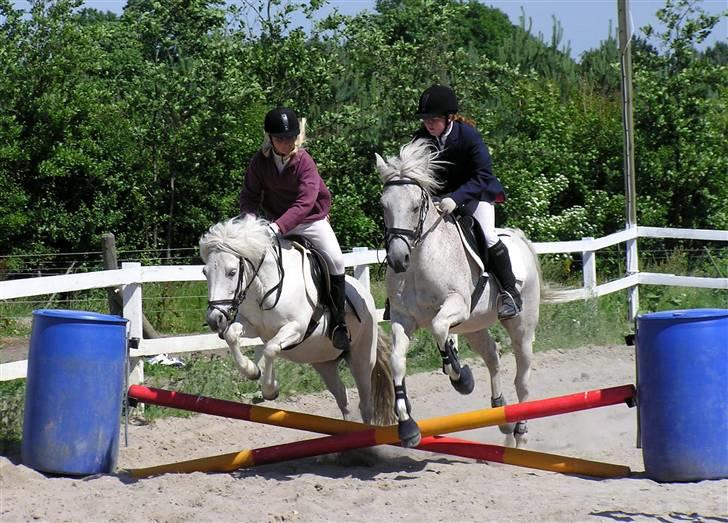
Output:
(413, 118), (505, 207)
(413, 85), (521, 320)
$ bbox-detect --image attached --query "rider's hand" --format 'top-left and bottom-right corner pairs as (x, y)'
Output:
(269, 222), (281, 236)
(438, 197), (457, 215)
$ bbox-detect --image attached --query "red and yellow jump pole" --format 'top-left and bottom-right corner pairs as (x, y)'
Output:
(126, 384), (634, 478)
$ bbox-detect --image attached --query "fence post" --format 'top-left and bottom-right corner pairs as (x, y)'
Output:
(626, 228), (639, 321)
(122, 262), (144, 385)
(582, 237), (596, 299)
(101, 233), (122, 316)
(352, 247), (370, 292)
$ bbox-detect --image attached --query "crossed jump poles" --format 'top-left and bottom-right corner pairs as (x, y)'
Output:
(124, 383), (636, 479)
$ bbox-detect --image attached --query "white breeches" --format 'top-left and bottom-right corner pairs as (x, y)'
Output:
(462, 200), (499, 248)
(286, 218), (345, 275)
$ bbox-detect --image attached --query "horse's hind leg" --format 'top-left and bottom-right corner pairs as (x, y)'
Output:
(463, 329), (516, 437)
(311, 360), (352, 421)
(344, 336), (376, 425)
(502, 320), (534, 448)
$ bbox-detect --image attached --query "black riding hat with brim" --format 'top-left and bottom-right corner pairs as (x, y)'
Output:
(264, 107), (300, 138)
(415, 85), (459, 118)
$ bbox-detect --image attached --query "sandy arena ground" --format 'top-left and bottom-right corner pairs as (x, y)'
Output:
(1, 344), (726, 522)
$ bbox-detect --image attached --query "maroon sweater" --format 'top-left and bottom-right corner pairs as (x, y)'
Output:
(239, 149), (332, 235)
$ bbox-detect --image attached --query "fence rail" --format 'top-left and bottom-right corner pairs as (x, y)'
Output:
(2, 226), (726, 381)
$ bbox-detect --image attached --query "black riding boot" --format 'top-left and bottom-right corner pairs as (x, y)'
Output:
(329, 274), (351, 351)
(488, 240), (523, 320)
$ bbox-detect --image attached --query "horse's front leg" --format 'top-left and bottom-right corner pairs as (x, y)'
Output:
(390, 318), (419, 448)
(260, 322), (304, 401)
(431, 294), (473, 394)
(224, 322), (261, 381)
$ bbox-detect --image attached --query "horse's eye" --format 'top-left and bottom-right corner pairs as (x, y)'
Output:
(411, 205), (419, 213)
(202, 266), (207, 276)
(227, 268), (237, 278)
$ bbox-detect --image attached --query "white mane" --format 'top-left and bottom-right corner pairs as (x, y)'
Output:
(378, 138), (445, 195)
(199, 216), (272, 262)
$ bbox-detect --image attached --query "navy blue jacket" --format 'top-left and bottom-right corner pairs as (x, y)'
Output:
(414, 121), (505, 209)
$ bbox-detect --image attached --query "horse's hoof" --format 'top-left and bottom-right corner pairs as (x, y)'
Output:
(498, 422), (516, 435)
(251, 366), (262, 381)
(450, 364), (474, 395)
(398, 418), (421, 448)
(262, 390), (279, 401)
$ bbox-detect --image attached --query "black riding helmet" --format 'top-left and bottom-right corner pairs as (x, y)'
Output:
(415, 85), (458, 118)
(264, 107), (300, 138)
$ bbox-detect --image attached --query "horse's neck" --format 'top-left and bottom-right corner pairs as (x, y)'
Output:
(418, 203), (479, 276)
(247, 243), (311, 309)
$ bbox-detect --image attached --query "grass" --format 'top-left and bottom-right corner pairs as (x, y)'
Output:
(1, 251), (726, 450)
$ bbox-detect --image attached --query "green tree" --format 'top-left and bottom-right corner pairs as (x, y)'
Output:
(634, 0), (728, 229)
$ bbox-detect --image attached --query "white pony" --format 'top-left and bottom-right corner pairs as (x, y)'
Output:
(376, 139), (543, 448)
(200, 216), (394, 425)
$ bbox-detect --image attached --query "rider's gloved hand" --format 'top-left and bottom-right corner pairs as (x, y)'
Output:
(438, 197), (457, 215)
(269, 222), (281, 236)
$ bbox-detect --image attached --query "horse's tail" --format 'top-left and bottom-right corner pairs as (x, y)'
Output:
(370, 325), (397, 426)
(508, 227), (544, 298)
(541, 286), (588, 303)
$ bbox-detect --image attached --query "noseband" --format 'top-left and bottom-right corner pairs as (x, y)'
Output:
(383, 179), (430, 259)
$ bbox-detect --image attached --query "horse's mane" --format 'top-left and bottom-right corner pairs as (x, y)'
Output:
(378, 138), (445, 195)
(199, 216), (272, 262)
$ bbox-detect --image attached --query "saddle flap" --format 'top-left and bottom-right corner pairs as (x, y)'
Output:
(290, 239), (330, 300)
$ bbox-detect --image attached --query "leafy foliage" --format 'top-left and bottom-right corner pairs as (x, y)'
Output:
(0, 0), (725, 260)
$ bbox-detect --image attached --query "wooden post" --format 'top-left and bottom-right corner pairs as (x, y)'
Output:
(122, 262), (144, 385)
(618, 0), (639, 320)
(582, 238), (596, 299)
(101, 233), (160, 338)
(352, 247), (370, 291)
(101, 233), (122, 316)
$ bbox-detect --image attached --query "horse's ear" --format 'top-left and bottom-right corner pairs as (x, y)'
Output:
(374, 153), (387, 173)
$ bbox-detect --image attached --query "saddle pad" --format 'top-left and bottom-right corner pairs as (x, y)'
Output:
(454, 221), (485, 273)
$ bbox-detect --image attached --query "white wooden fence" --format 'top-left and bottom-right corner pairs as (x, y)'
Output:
(1, 226), (726, 381)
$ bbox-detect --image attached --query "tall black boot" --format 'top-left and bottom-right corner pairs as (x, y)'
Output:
(487, 240), (523, 320)
(329, 274), (351, 351)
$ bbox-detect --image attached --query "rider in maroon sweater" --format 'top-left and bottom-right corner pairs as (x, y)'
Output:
(239, 107), (350, 351)
(241, 144), (331, 236)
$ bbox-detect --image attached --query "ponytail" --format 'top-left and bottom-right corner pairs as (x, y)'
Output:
(452, 114), (476, 128)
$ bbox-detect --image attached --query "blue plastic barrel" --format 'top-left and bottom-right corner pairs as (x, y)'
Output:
(22, 309), (128, 475)
(636, 308), (728, 482)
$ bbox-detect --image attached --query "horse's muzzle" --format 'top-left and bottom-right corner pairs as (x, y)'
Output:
(206, 307), (229, 335)
(387, 252), (409, 273)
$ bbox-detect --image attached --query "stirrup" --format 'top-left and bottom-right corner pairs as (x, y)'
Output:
(497, 291), (521, 320)
(331, 323), (351, 351)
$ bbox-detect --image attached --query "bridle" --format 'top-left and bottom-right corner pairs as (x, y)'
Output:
(206, 235), (286, 327)
(383, 179), (430, 262)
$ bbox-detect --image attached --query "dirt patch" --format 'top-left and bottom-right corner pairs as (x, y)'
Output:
(0, 337), (29, 364)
